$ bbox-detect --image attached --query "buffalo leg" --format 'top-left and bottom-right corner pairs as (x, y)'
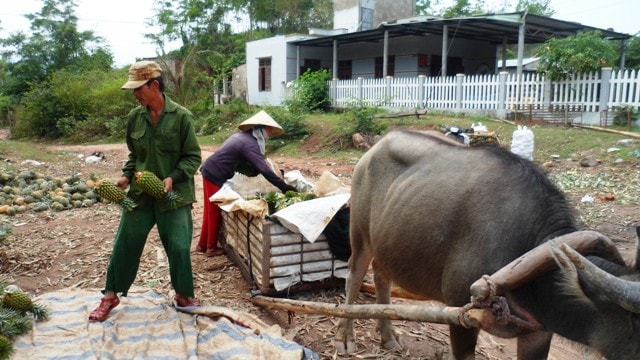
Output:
(516, 331), (552, 360)
(372, 260), (402, 350)
(449, 325), (479, 360)
(334, 234), (372, 354)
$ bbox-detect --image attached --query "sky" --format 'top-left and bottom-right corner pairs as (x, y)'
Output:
(0, 0), (638, 68)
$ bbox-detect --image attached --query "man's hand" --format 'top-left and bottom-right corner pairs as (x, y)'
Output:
(116, 176), (130, 189)
(163, 177), (173, 192)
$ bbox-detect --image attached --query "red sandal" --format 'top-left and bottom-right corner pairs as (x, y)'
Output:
(89, 296), (120, 322)
(174, 293), (201, 307)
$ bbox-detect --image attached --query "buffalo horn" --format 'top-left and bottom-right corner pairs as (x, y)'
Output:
(554, 242), (640, 314)
(470, 231), (624, 304)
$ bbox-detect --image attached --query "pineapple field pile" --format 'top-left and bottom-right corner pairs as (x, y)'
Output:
(0, 170), (101, 216)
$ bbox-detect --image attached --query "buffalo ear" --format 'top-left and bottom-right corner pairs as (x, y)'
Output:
(555, 243), (640, 314)
(548, 241), (584, 296)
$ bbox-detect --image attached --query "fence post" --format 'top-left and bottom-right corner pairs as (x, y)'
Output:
(455, 74), (464, 112)
(498, 71), (507, 112)
(599, 67), (613, 113)
(418, 75), (426, 108)
(331, 78), (337, 107)
(357, 77), (364, 104)
(385, 76), (393, 107)
(544, 75), (551, 107)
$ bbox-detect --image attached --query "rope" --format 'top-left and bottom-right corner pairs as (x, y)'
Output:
(459, 276), (543, 331)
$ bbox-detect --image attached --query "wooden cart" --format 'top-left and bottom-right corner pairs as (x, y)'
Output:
(220, 210), (348, 296)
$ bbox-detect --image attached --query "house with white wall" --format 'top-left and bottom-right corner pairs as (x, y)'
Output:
(244, 0), (629, 107)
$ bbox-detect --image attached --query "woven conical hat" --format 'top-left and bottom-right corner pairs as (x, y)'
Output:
(238, 110), (284, 136)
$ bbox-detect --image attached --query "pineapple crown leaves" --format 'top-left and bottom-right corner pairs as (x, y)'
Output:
(0, 333), (14, 360)
(0, 307), (33, 338)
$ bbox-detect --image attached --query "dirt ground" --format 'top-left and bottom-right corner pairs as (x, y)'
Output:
(1, 134), (639, 360)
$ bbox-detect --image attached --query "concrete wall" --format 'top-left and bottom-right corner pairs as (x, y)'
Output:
(246, 34), (317, 106)
(231, 64), (247, 101)
(333, 0), (415, 32)
(246, 35), (294, 106)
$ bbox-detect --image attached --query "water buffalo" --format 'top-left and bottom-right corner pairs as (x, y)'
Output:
(335, 128), (640, 359)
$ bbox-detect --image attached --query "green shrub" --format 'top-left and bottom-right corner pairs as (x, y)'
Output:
(14, 67), (132, 139)
(57, 116), (112, 143)
(263, 106), (309, 150)
(200, 98), (252, 135)
(612, 104), (639, 126)
(284, 69), (332, 112)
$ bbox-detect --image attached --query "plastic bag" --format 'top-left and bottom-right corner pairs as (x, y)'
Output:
(471, 122), (488, 132)
(510, 125), (535, 160)
(283, 170), (315, 192)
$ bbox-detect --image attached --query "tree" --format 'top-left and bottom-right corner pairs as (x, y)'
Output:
(536, 31), (617, 80)
(0, 0), (111, 99)
(417, 0), (553, 17)
(625, 35), (640, 69)
(515, 0), (554, 16)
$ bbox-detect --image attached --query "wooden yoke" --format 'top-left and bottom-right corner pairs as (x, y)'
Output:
(470, 230), (625, 306)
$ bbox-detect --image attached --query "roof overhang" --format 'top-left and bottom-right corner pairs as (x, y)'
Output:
(289, 12), (631, 48)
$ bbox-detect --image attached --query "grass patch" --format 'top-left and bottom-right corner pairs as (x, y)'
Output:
(0, 137), (66, 164)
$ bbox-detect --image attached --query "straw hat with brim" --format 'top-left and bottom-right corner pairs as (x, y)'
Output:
(121, 60), (163, 89)
(238, 110), (285, 136)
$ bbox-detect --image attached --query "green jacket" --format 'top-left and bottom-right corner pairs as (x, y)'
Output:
(122, 95), (201, 211)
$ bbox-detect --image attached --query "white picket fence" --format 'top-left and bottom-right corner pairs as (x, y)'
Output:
(329, 68), (640, 117)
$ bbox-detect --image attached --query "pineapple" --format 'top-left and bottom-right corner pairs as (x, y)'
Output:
(134, 170), (180, 209)
(94, 179), (136, 211)
(0, 334), (12, 360)
(2, 287), (50, 321)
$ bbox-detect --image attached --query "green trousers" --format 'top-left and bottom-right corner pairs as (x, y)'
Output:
(104, 203), (196, 298)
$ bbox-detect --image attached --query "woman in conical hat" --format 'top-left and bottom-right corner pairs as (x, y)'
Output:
(198, 110), (296, 257)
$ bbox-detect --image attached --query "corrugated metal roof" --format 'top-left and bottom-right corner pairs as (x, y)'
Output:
(289, 12), (631, 47)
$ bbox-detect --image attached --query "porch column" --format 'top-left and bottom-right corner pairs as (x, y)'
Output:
(599, 67), (613, 112)
(441, 25), (448, 78)
(501, 36), (508, 72)
(296, 45), (300, 79)
(333, 40), (338, 80)
(517, 19), (525, 81)
(383, 30), (389, 77)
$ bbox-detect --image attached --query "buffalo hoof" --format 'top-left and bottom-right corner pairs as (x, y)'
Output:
(382, 337), (402, 351)
(334, 339), (357, 354)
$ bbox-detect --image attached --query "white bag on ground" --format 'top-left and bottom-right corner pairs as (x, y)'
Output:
(511, 125), (535, 160)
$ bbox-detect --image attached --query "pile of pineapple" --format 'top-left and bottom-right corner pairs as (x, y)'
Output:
(0, 169), (164, 216)
(0, 167), (187, 217)
(0, 170), (100, 215)
(0, 281), (50, 360)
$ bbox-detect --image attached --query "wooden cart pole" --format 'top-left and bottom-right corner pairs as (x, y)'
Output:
(251, 295), (491, 328)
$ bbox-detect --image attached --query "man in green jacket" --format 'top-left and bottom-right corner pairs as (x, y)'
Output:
(89, 60), (202, 322)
